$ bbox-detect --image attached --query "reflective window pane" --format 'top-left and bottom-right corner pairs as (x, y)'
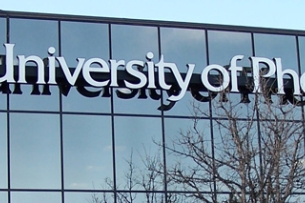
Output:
(61, 21), (111, 113)
(10, 18), (59, 111)
(212, 92), (255, 118)
(160, 27), (206, 74)
(111, 24), (158, 61)
(11, 192), (61, 203)
(0, 17), (6, 52)
(10, 113), (60, 189)
(10, 18), (58, 58)
(0, 192), (7, 203)
(254, 34), (300, 120)
(61, 21), (109, 67)
(0, 87), (7, 111)
(114, 116), (163, 190)
(166, 193), (203, 203)
(297, 36), (305, 114)
(259, 121), (304, 198)
(257, 94), (302, 120)
(208, 30), (252, 67)
(111, 25), (160, 115)
(0, 18), (7, 110)
(254, 33), (298, 73)
(165, 117), (212, 191)
(117, 192), (165, 203)
(0, 113), (7, 189)
(161, 28), (207, 116)
(208, 31), (253, 119)
(113, 87), (162, 115)
(298, 36), (305, 72)
(63, 115), (113, 190)
(62, 86), (110, 113)
(163, 91), (208, 117)
(213, 120), (258, 193)
(9, 84), (59, 111)
(65, 192), (114, 203)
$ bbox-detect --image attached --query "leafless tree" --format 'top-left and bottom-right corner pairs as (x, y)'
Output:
(89, 69), (305, 203)
(88, 149), (167, 203)
(164, 81), (305, 203)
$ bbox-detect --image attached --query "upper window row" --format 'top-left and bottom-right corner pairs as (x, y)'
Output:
(0, 18), (305, 115)
(0, 18), (304, 72)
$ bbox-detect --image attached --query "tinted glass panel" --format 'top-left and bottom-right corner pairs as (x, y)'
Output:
(163, 91), (208, 117)
(61, 21), (109, 67)
(111, 25), (158, 61)
(297, 36), (305, 115)
(0, 113), (7, 189)
(208, 31), (253, 118)
(0, 18), (7, 110)
(117, 192), (165, 203)
(0, 192), (7, 203)
(165, 117), (212, 191)
(160, 27), (207, 74)
(213, 120), (258, 193)
(65, 192), (114, 203)
(254, 33), (298, 73)
(0, 17), (5, 53)
(212, 92), (255, 118)
(111, 25), (160, 115)
(61, 21), (111, 113)
(63, 115), (113, 190)
(9, 84), (59, 111)
(259, 121), (304, 196)
(114, 116), (163, 190)
(298, 36), (305, 72)
(11, 192), (61, 203)
(10, 18), (58, 57)
(258, 94), (302, 120)
(208, 31), (252, 67)
(62, 86), (110, 113)
(254, 34), (300, 119)
(161, 28), (207, 116)
(10, 18), (59, 111)
(10, 113), (60, 189)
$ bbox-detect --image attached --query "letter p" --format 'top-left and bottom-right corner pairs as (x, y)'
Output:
(250, 57), (276, 93)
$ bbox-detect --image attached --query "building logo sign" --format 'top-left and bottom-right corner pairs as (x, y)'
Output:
(0, 43), (303, 102)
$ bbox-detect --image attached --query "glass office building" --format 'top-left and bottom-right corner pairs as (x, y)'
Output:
(0, 10), (305, 202)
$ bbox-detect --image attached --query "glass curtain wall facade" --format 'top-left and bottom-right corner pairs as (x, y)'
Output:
(0, 11), (304, 202)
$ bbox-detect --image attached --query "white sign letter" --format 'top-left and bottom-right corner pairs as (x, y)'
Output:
(201, 64), (230, 92)
(57, 57), (85, 86)
(229, 55), (244, 92)
(250, 57), (276, 93)
(2, 44), (15, 83)
(274, 58), (300, 95)
(18, 55), (45, 84)
(82, 58), (110, 87)
(124, 60), (147, 89)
